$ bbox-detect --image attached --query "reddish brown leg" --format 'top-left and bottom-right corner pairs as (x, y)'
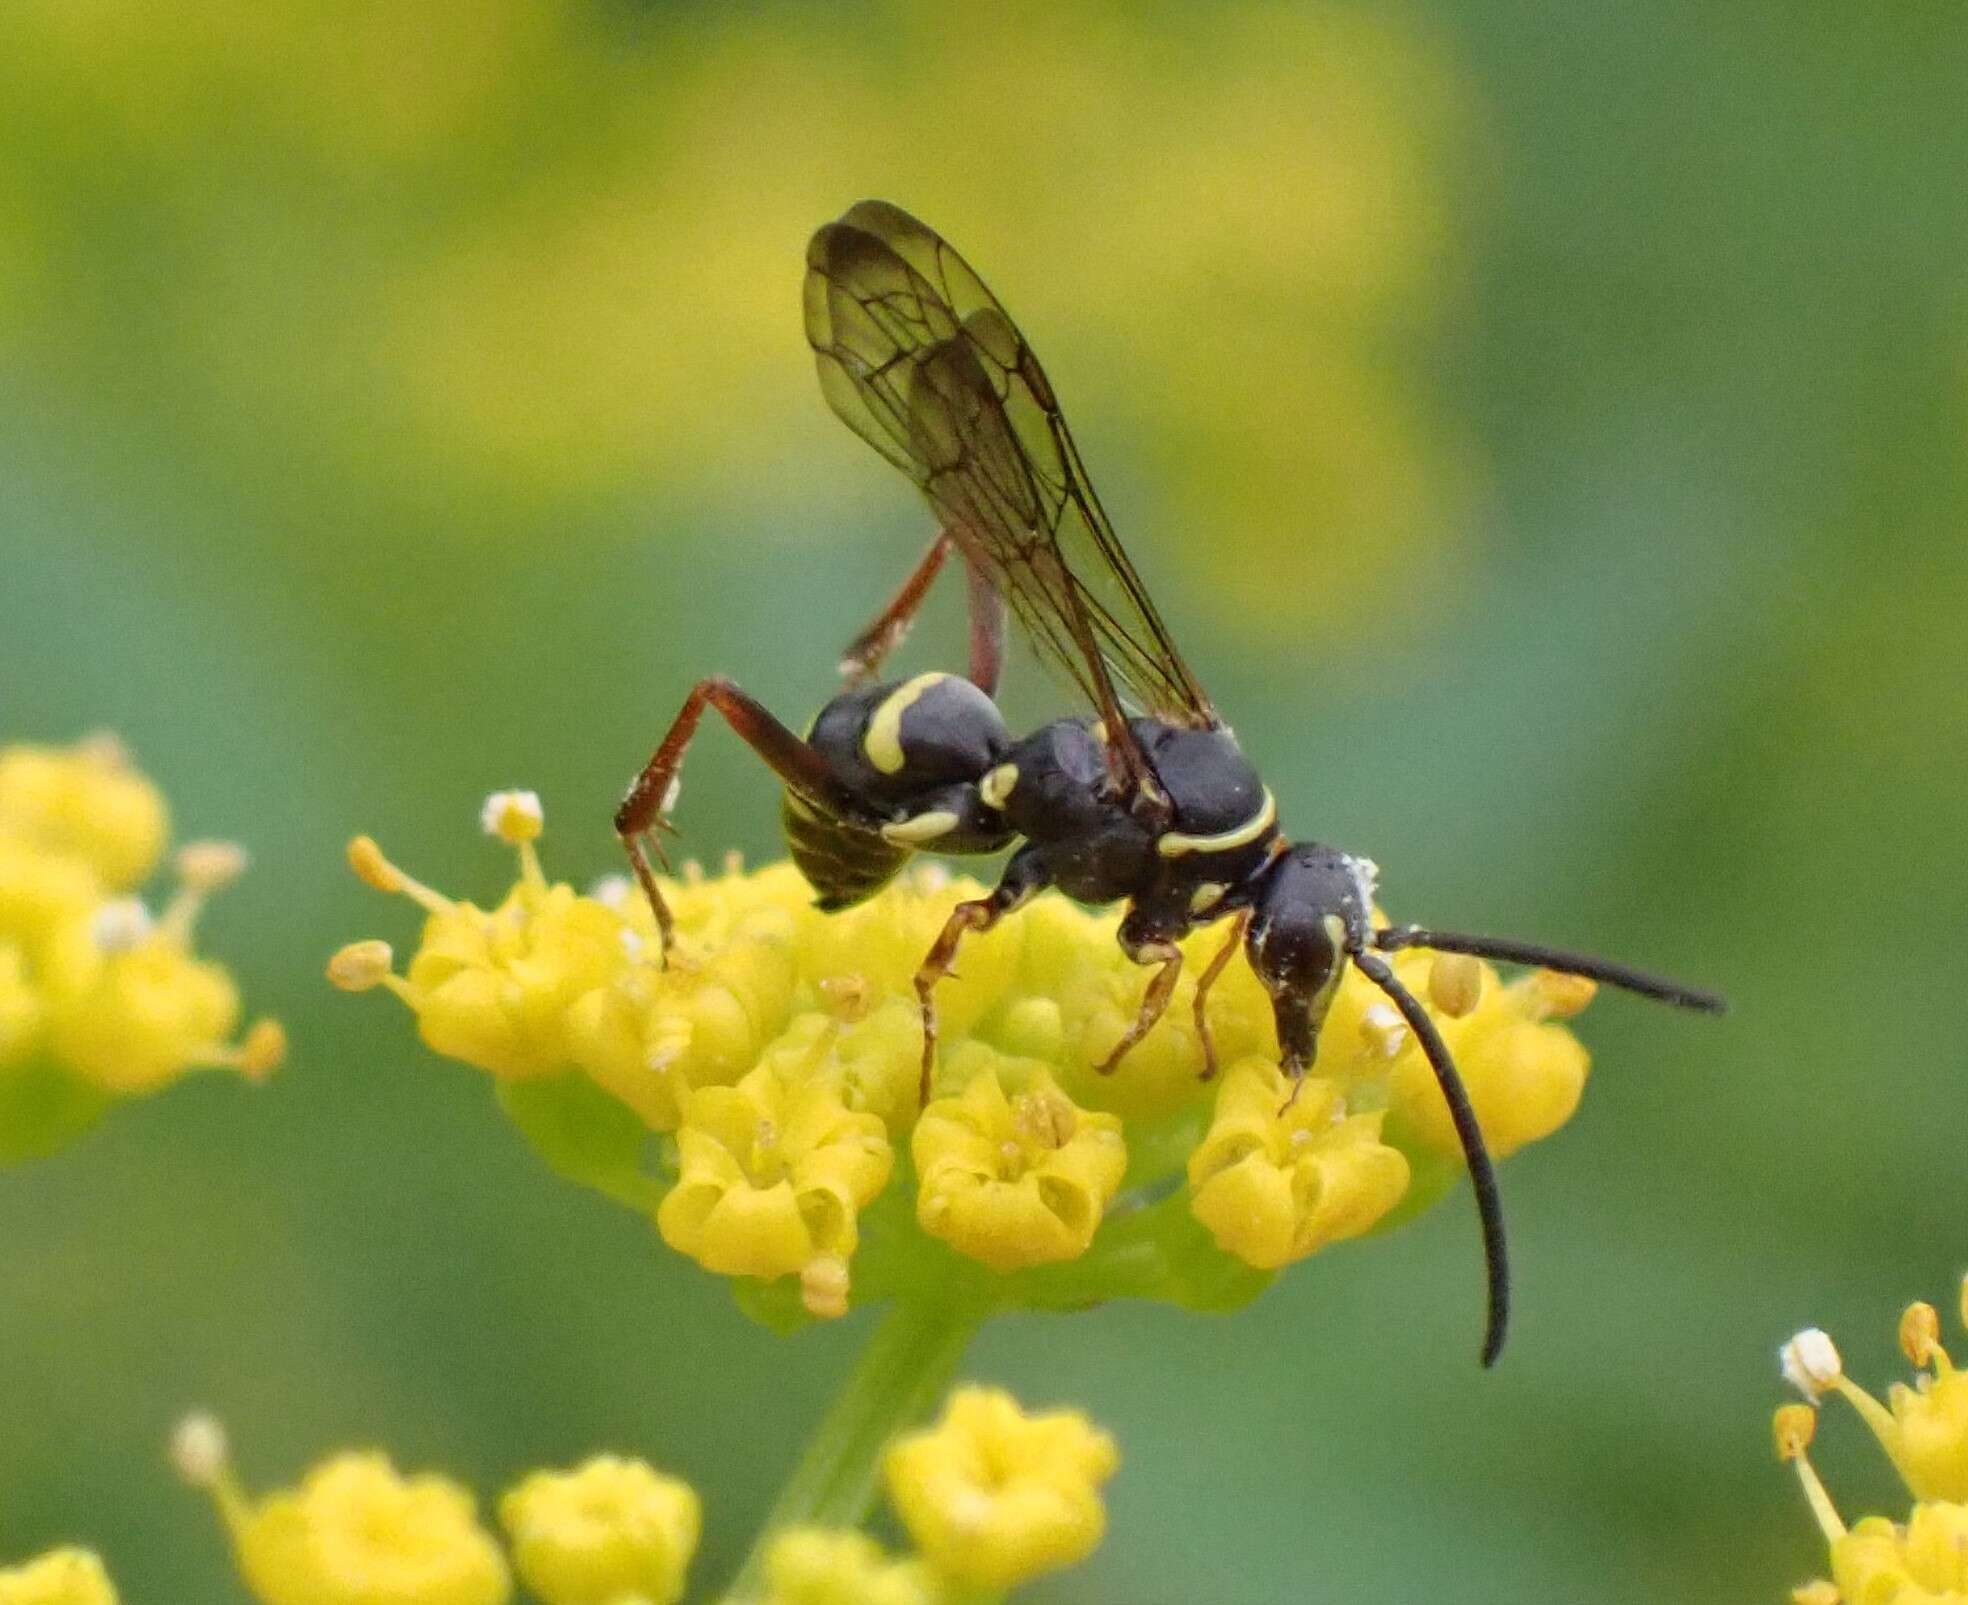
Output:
(1095, 940), (1184, 1076)
(614, 676), (849, 959)
(912, 846), (1052, 1102)
(838, 529), (1007, 696)
(839, 531), (953, 685)
(1190, 910), (1250, 1082)
(962, 555), (1007, 697)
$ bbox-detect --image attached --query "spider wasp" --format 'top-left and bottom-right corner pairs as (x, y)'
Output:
(616, 200), (1725, 1365)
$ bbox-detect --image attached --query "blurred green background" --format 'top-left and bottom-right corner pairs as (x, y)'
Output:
(3, 3), (1964, 1599)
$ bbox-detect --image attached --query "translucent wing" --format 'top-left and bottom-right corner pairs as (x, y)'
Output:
(804, 201), (1217, 778)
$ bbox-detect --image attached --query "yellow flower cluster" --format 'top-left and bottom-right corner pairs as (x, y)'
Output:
(336, 794), (1597, 1316)
(173, 1415), (699, 1605)
(0, 1547), (118, 1605)
(0, 735), (282, 1157)
(174, 1384), (1114, 1604)
(1775, 1275), (1968, 1601)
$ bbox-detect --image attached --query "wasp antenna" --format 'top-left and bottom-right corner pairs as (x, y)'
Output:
(1373, 925), (1727, 1015)
(1352, 947), (1509, 1368)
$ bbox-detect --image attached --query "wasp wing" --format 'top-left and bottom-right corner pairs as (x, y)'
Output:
(804, 201), (1217, 769)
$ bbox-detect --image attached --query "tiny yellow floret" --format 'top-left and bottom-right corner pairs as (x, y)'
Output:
(658, 1064), (891, 1286)
(1188, 1058), (1409, 1269)
(912, 1056), (1127, 1271)
(0, 1548), (119, 1605)
(226, 1451), (510, 1605)
(499, 1455), (700, 1605)
(757, 1528), (936, 1605)
(885, 1385), (1118, 1591)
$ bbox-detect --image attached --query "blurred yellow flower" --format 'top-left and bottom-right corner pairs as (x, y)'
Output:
(1187, 1058), (1410, 1270)
(912, 1055), (1127, 1272)
(0, 735), (166, 891)
(175, 1415), (509, 1605)
(756, 1528), (937, 1605)
(1775, 1274), (1968, 1601)
(0, 736), (281, 1154)
(885, 1385), (1117, 1591)
(0, 1548), (118, 1605)
(658, 1064), (892, 1290)
(500, 1456), (700, 1605)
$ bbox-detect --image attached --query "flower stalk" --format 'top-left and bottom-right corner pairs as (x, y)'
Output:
(724, 1293), (986, 1603)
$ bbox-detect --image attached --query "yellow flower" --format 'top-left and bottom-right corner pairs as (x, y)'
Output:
(912, 1054), (1127, 1272)
(884, 1385), (1117, 1590)
(0, 1547), (118, 1605)
(337, 824), (627, 1080)
(1832, 1503), (1968, 1601)
(657, 1063), (892, 1289)
(755, 1528), (937, 1605)
(175, 1416), (509, 1605)
(0, 734), (166, 891)
(1776, 1276), (1968, 1600)
(0, 738), (280, 1122)
(1388, 964), (1591, 1160)
(565, 920), (801, 1131)
(0, 838), (101, 1012)
(1186, 1058), (1410, 1269)
(500, 1456), (700, 1605)
(795, 869), (1023, 1066)
(342, 792), (1606, 1317)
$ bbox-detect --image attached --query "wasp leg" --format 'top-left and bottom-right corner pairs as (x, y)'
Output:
(1095, 938), (1184, 1076)
(837, 530), (1008, 696)
(615, 677), (849, 959)
(839, 531), (953, 685)
(913, 844), (1051, 1103)
(1189, 910), (1250, 1082)
(962, 553), (1007, 697)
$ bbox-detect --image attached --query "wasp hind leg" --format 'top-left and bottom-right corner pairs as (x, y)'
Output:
(912, 844), (1052, 1103)
(838, 530), (1008, 696)
(615, 676), (848, 959)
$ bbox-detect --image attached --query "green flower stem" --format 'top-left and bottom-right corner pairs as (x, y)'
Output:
(724, 1292), (987, 1602)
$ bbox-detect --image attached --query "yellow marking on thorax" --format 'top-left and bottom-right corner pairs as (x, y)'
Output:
(881, 809), (960, 846)
(863, 672), (949, 775)
(1188, 881), (1228, 915)
(1157, 788), (1277, 858)
(979, 762), (1018, 810)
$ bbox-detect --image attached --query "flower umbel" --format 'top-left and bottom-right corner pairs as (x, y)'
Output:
(338, 790), (1605, 1326)
(1775, 1274), (1968, 1601)
(0, 735), (282, 1161)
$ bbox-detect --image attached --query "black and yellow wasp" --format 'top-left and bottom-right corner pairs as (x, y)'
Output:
(616, 201), (1724, 1364)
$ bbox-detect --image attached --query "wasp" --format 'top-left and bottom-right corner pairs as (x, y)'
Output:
(616, 201), (1724, 1365)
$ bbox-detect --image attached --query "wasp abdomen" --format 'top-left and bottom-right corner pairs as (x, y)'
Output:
(784, 672), (1016, 907)
(780, 789), (909, 911)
